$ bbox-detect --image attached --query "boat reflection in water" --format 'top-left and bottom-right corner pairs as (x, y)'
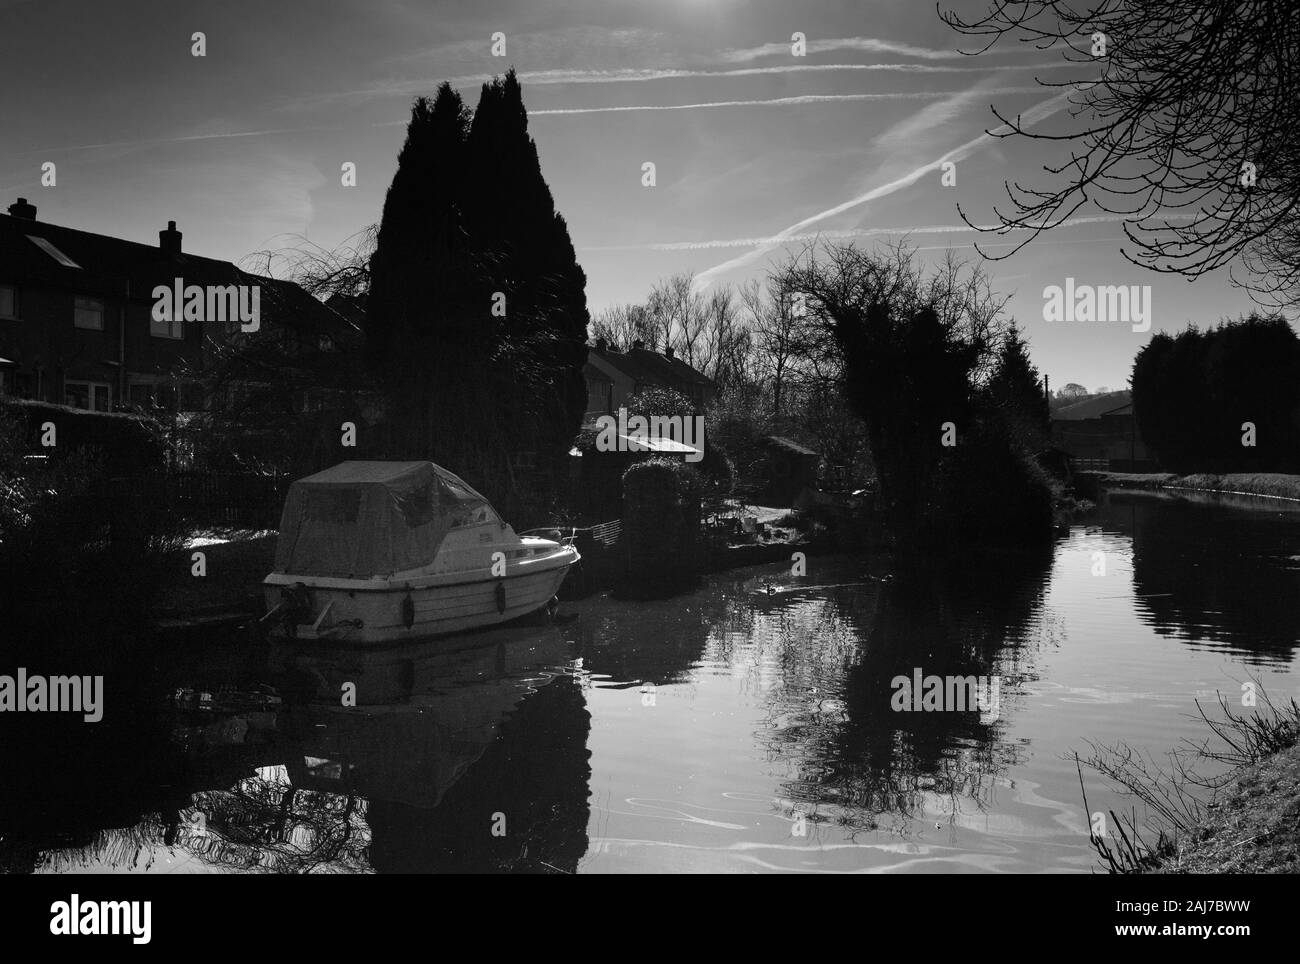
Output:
(29, 625), (590, 874)
(265, 627), (591, 873)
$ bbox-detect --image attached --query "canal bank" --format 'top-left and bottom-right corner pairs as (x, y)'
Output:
(1146, 741), (1300, 874)
(1075, 478), (1300, 874)
(1079, 470), (1300, 502)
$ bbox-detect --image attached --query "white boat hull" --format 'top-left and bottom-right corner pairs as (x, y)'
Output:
(264, 542), (579, 645)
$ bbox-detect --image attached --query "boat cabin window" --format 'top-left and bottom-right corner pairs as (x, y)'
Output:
(447, 503), (496, 528)
(391, 475), (498, 529)
(395, 482), (435, 527)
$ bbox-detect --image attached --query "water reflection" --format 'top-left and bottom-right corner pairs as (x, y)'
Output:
(742, 550), (1052, 834)
(10, 628), (590, 873)
(1099, 489), (1300, 659)
(7, 492), (1300, 872)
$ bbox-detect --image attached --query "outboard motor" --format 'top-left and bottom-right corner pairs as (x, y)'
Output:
(280, 582), (312, 638)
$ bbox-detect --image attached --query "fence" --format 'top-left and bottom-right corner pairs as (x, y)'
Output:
(522, 520), (623, 598)
(1072, 457), (1158, 473)
(168, 471), (286, 527)
(96, 471), (287, 530)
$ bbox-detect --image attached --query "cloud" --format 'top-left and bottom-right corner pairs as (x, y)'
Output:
(690, 90), (1076, 290)
(391, 26), (674, 69)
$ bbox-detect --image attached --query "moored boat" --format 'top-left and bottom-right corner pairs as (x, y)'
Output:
(263, 461), (579, 644)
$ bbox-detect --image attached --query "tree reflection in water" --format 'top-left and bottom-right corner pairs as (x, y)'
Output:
(712, 548), (1055, 835)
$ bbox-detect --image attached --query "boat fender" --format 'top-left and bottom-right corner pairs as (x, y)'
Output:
(401, 593), (415, 629)
(495, 581), (507, 614)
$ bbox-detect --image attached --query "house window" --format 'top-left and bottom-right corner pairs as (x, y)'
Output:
(128, 381), (155, 408)
(65, 380), (112, 412)
(586, 379), (612, 413)
(3, 371), (33, 398)
(27, 235), (82, 269)
(74, 296), (104, 330)
(151, 308), (183, 340)
(0, 285), (16, 319)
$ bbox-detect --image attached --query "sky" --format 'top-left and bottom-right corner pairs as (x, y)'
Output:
(0, 0), (1271, 391)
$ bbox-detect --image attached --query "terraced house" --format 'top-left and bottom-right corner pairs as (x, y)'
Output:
(0, 197), (354, 415)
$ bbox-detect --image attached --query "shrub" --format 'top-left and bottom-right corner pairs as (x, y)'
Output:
(621, 457), (701, 596)
(1, 412), (185, 658)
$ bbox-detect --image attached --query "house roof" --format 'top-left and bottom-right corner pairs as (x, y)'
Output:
(1053, 390), (1132, 421)
(762, 435), (818, 457)
(621, 433), (700, 455)
(0, 210), (348, 335)
(589, 344), (716, 392)
(325, 292), (367, 327)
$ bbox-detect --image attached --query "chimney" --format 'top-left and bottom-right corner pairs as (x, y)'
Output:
(7, 197), (36, 220)
(665, 344), (675, 359)
(632, 338), (645, 351)
(159, 220), (182, 255)
(595, 337), (608, 352)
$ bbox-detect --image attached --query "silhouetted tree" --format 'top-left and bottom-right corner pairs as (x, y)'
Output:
(941, 0), (1300, 303)
(775, 241), (1053, 549)
(464, 70), (590, 490)
(366, 74), (590, 516)
(367, 84), (482, 459)
(984, 323), (1050, 453)
(1131, 314), (1300, 471)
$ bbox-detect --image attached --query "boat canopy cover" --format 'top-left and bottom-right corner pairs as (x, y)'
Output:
(273, 461), (498, 578)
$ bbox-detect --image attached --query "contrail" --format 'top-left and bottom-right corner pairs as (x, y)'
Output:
(13, 126), (339, 155)
(532, 87), (1042, 116)
(303, 61), (1084, 109)
(721, 37), (1049, 63)
(691, 90), (1076, 291)
(448, 61), (1078, 87)
(581, 215), (1192, 253)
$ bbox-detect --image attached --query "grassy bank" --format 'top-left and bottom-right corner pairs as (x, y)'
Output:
(1083, 470), (1300, 501)
(1150, 744), (1300, 873)
(1080, 691), (1300, 873)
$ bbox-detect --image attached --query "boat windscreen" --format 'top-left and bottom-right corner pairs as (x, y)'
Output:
(394, 479), (435, 527)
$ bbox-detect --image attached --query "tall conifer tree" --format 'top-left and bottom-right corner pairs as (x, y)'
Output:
(367, 71), (590, 513)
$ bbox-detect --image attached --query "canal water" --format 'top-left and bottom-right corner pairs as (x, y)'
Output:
(5, 487), (1299, 873)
